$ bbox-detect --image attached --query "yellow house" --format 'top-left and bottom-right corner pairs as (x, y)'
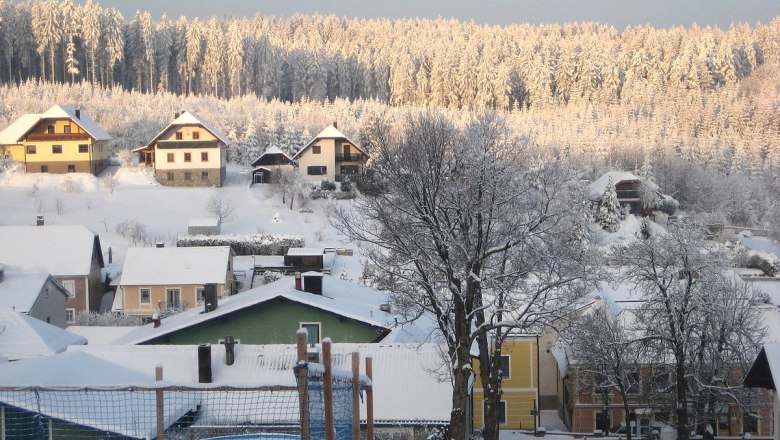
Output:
(134, 110), (230, 187)
(0, 105), (112, 175)
(292, 123), (368, 183)
(473, 335), (540, 432)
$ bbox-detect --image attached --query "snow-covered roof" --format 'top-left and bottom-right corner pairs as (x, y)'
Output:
(119, 246), (232, 286)
(0, 114), (42, 145)
(0, 310), (86, 361)
(287, 247), (326, 256)
(147, 110), (231, 147)
(0, 342), (452, 424)
(0, 105), (112, 144)
(0, 225), (102, 276)
(44, 104), (112, 141)
(586, 171), (642, 200)
(0, 272), (67, 313)
(291, 124), (367, 160)
(113, 275), (398, 345)
(251, 145), (294, 167)
(188, 217), (220, 228)
(65, 325), (138, 345)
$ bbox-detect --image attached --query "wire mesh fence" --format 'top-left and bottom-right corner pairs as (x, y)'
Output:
(0, 386), (301, 440)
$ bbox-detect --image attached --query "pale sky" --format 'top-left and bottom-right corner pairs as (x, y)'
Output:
(90, 0), (780, 29)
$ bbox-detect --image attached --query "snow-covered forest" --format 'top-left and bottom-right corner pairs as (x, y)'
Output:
(0, 1), (779, 229)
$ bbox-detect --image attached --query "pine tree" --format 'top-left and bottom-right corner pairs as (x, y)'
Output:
(596, 177), (620, 232)
(80, 0), (101, 84)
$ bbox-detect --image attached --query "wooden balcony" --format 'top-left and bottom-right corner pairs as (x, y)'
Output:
(25, 133), (91, 141)
(335, 153), (364, 162)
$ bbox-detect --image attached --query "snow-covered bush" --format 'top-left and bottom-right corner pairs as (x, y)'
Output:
(74, 311), (143, 326)
(745, 252), (780, 277)
(176, 233), (304, 256)
(260, 271), (282, 284)
(656, 196), (679, 216)
(311, 189), (357, 200)
(341, 179), (353, 192)
(116, 220), (150, 245)
(320, 180), (336, 191)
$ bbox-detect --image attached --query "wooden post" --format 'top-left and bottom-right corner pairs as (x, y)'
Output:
(365, 356), (374, 440)
(323, 339), (334, 440)
(352, 351), (360, 440)
(156, 365), (164, 440)
(297, 329), (311, 440)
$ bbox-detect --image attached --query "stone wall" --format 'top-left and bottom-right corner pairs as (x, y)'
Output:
(156, 168), (223, 187)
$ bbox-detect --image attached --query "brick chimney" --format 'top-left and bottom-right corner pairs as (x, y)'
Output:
(294, 272), (302, 290)
(332, 121), (337, 129)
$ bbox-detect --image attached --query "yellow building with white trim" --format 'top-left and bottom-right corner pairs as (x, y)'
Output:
(473, 335), (540, 432)
(0, 105), (112, 175)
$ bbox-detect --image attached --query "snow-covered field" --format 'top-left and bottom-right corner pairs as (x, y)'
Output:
(0, 165), (364, 283)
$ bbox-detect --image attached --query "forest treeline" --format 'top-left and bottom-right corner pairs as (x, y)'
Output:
(0, 0), (778, 109)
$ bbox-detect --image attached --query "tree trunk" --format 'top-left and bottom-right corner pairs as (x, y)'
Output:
(449, 336), (472, 440)
(676, 358), (689, 440)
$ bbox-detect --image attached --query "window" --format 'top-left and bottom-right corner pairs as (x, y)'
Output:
(300, 323), (321, 345)
(47, 125), (54, 134)
(499, 355), (511, 379)
(184, 152), (192, 162)
(201, 171), (209, 181)
(62, 280), (76, 297)
(166, 172), (174, 181)
(67, 164), (75, 173)
(65, 308), (75, 323)
(184, 172), (192, 181)
(626, 371), (641, 394)
(312, 145), (321, 154)
(78, 144), (88, 153)
(64, 125), (71, 134)
(52, 145), (62, 154)
(167, 153), (174, 162)
(201, 152), (208, 161)
(140, 288), (151, 304)
(742, 412), (758, 434)
(192, 131), (200, 140)
(40, 165), (48, 173)
(340, 165), (359, 175)
(651, 371), (671, 393)
(307, 166), (327, 175)
(26, 145), (36, 154)
(166, 288), (181, 309)
(196, 287), (204, 303)
(176, 131), (183, 140)
(484, 401), (507, 425)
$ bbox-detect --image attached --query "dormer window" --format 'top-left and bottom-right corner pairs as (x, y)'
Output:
(176, 131), (183, 140)
(47, 125), (54, 134)
(64, 125), (71, 134)
(192, 131), (200, 140)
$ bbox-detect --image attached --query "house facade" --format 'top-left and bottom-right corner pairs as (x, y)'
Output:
(134, 111), (229, 187)
(0, 268), (70, 328)
(115, 246), (235, 318)
(472, 336), (541, 432)
(0, 225), (105, 323)
(250, 145), (295, 184)
(0, 105), (112, 175)
(292, 123), (368, 183)
(113, 274), (397, 346)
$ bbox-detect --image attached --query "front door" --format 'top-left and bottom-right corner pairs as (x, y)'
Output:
(254, 173), (264, 184)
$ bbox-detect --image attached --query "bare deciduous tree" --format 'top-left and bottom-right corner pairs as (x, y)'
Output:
(331, 112), (593, 440)
(206, 194), (236, 223)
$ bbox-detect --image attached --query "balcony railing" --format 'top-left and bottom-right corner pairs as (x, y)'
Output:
(335, 153), (363, 162)
(26, 133), (91, 141)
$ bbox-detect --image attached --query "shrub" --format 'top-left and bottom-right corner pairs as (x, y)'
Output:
(341, 179), (353, 192)
(177, 233), (304, 256)
(116, 220), (149, 245)
(320, 179), (337, 191)
(746, 253), (780, 277)
(656, 197), (679, 216)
